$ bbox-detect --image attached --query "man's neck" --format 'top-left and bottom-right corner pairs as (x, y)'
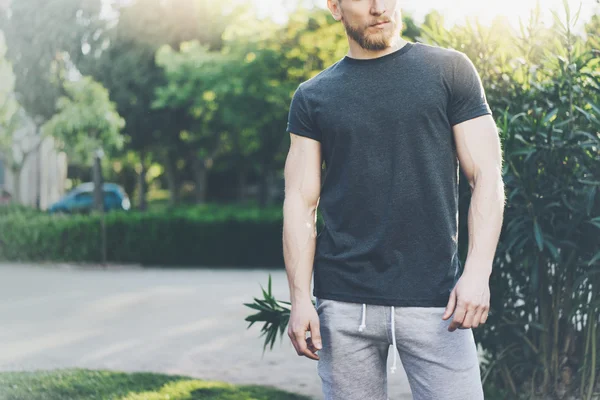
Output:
(346, 37), (409, 60)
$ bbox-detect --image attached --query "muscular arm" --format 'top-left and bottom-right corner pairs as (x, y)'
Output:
(454, 114), (505, 275)
(444, 114), (505, 330)
(283, 133), (322, 305)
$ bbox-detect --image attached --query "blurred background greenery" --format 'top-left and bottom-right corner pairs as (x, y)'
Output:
(0, 0), (598, 398)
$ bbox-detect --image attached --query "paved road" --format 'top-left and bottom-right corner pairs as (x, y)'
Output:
(0, 263), (414, 399)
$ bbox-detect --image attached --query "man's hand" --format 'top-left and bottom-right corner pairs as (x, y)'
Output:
(442, 265), (491, 332)
(287, 298), (322, 360)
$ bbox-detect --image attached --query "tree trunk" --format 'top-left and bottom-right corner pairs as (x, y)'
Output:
(191, 156), (208, 204)
(92, 150), (107, 265)
(164, 151), (179, 206)
(137, 152), (148, 211)
(92, 152), (104, 212)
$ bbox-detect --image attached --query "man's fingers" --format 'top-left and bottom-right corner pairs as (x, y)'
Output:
(306, 336), (316, 352)
(300, 336), (319, 360)
(448, 303), (466, 332)
(461, 306), (477, 329)
(306, 318), (322, 355)
(287, 328), (300, 355)
(480, 308), (489, 324)
(294, 330), (308, 354)
(470, 307), (485, 328)
(294, 330), (320, 360)
(306, 315), (322, 360)
(310, 319), (322, 349)
(442, 288), (457, 320)
(287, 307), (322, 361)
(306, 337), (320, 359)
(303, 347), (319, 360)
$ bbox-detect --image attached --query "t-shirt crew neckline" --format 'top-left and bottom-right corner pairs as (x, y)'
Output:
(341, 41), (415, 65)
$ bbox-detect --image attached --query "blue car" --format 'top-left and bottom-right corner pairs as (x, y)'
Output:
(48, 182), (131, 214)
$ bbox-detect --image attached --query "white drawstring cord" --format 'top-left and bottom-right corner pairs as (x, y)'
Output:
(390, 306), (398, 374)
(357, 303), (398, 374)
(358, 303), (367, 332)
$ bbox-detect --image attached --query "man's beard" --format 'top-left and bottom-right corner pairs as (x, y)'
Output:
(343, 19), (396, 51)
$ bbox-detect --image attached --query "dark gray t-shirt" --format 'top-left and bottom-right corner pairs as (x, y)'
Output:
(286, 41), (492, 307)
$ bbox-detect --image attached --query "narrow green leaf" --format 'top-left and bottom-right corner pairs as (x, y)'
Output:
(543, 202), (562, 210)
(542, 108), (559, 125)
(511, 148), (536, 157)
(588, 252), (600, 267)
(571, 0), (582, 26)
(260, 285), (269, 300)
(585, 97), (600, 117)
(279, 322), (287, 336)
(574, 106), (592, 120)
(268, 274), (273, 295)
(586, 187), (596, 216)
(551, 10), (567, 34)
(528, 322), (549, 333)
(579, 180), (600, 186)
(530, 264), (539, 294)
(562, 0), (570, 23)
(545, 240), (559, 260)
(533, 219), (544, 252)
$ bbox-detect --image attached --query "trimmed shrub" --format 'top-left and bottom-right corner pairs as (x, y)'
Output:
(0, 205), (286, 267)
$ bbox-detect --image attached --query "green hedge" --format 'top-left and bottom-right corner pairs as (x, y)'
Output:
(0, 204), (42, 217)
(0, 205), (295, 267)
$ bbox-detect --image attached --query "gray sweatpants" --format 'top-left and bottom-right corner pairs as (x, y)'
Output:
(314, 297), (484, 400)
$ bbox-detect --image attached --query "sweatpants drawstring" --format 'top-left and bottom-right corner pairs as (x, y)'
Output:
(357, 303), (398, 374)
(390, 306), (397, 374)
(358, 303), (366, 332)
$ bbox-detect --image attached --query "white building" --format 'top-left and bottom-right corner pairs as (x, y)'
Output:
(0, 116), (68, 209)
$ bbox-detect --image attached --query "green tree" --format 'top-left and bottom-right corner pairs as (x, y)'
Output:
(0, 0), (103, 206)
(43, 76), (125, 211)
(154, 42), (232, 204)
(78, 0), (244, 207)
(0, 0), (102, 124)
(154, 7), (347, 207)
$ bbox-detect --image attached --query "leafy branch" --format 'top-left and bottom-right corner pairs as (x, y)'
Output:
(244, 274), (313, 355)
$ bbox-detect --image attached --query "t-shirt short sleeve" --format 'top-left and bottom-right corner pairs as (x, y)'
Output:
(286, 85), (322, 142)
(447, 52), (492, 127)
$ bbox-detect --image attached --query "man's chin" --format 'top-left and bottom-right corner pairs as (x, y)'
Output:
(345, 24), (395, 51)
(362, 37), (393, 51)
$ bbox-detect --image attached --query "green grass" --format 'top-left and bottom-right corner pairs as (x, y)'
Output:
(0, 368), (312, 400)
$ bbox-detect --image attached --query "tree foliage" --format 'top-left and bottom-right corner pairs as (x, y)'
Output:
(0, 0), (102, 123)
(43, 76), (125, 165)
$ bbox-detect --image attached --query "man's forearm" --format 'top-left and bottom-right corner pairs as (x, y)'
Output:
(464, 170), (505, 276)
(283, 194), (318, 304)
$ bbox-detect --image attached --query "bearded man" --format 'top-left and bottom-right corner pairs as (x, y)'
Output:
(282, 1), (505, 399)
